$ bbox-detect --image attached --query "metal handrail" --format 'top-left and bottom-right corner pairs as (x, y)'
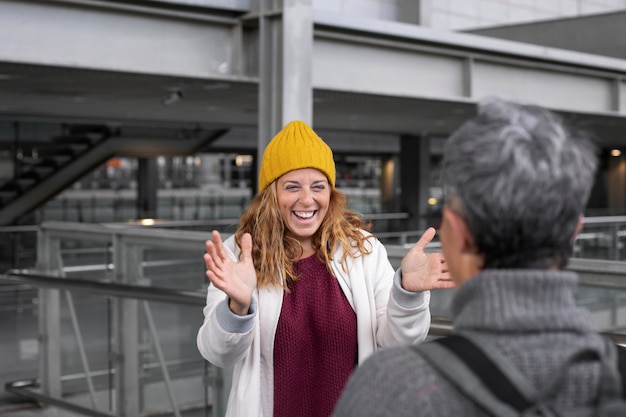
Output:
(4, 268), (626, 333)
(2, 267), (625, 417)
(2, 271), (207, 305)
(1, 269), (622, 347)
(5, 217), (626, 417)
(583, 216), (626, 224)
(2, 270), (209, 417)
(5, 379), (117, 417)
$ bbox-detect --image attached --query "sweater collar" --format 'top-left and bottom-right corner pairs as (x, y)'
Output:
(451, 269), (598, 333)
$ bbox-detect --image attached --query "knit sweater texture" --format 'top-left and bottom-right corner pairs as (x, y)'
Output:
(274, 255), (357, 417)
(332, 269), (610, 417)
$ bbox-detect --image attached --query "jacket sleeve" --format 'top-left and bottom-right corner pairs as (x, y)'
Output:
(196, 237), (257, 368)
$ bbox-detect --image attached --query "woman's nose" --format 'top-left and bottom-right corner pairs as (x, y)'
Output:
(299, 189), (314, 204)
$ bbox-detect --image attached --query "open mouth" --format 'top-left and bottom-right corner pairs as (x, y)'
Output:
(293, 210), (316, 219)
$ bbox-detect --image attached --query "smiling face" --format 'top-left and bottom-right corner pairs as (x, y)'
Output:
(276, 168), (331, 251)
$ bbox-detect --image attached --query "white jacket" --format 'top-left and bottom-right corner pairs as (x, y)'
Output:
(196, 233), (431, 417)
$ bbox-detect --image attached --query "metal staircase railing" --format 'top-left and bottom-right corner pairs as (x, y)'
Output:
(0, 126), (114, 225)
(0, 127), (229, 226)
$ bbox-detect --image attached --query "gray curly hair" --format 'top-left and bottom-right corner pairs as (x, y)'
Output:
(442, 97), (598, 269)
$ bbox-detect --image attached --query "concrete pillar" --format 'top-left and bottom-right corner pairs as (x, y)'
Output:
(397, 0), (423, 25)
(380, 156), (394, 212)
(137, 158), (158, 219)
(257, 0), (313, 193)
(416, 0), (431, 27)
(399, 134), (430, 231)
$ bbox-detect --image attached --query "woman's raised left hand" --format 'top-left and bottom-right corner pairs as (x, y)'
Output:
(400, 227), (455, 292)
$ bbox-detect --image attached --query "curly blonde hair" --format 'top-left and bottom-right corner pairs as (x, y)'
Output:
(234, 183), (373, 288)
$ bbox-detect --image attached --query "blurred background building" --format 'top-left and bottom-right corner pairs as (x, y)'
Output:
(2, 1), (626, 416)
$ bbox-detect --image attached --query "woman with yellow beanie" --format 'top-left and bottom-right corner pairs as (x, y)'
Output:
(196, 120), (453, 417)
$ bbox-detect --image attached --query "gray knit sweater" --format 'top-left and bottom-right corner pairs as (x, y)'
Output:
(332, 269), (609, 417)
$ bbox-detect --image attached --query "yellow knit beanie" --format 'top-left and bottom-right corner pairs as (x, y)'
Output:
(258, 120), (336, 191)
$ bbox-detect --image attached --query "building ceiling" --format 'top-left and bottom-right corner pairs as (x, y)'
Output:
(0, 61), (474, 132)
(3, 0), (626, 156)
(2, 61), (625, 158)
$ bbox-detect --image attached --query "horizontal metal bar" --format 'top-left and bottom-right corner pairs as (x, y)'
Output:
(568, 258), (626, 289)
(384, 246), (626, 290)
(313, 11), (626, 74)
(429, 318), (626, 348)
(362, 212), (410, 221)
(583, 216), (626, 224)
(107, 218), (240, 229)
(48, 0), (243, 25)
(1, 271), (207, 306)
(61, 257), (198, 273)
(40, 221), (210, 248)
(106, 213), (406, 229)
(0, 225), (39, 233)
(5, 379), (118, 417)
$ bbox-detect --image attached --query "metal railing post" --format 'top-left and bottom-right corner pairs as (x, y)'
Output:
(113, 234), (141, 417)
(37, 229), (62, 399)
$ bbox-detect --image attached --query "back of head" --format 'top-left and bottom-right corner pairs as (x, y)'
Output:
(442, 97), (598, 269)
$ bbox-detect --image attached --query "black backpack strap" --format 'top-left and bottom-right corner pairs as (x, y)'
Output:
(414, 335), (619, 416)
(435, 336), (533, 411)
(414, 335), (533, 417)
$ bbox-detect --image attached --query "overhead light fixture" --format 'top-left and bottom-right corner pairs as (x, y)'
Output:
(611, 149), (622, 157)
(235, 155), (253, 167)
(162, 90), (183, 106)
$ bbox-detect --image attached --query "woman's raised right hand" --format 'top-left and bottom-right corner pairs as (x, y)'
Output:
(204, 230), (257, 316)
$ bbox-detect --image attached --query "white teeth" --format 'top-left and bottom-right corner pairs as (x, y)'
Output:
(294, 211), (314, 218)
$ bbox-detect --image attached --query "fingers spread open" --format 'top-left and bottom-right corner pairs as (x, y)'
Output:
(205, 239), (223, 270)
(211, 230), (228, 261)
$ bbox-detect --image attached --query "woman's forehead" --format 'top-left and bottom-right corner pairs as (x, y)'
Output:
(279, 168), (328, 182)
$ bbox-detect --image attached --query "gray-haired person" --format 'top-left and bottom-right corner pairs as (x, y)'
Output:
(332, 97), (613, 417)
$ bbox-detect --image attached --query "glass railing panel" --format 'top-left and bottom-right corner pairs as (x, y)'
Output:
(412, 284), (626, 338)
(56, 291), (114, 410)
(27, 222), (220, 417)
(387, 244), (626, 337)
(576, 217), (626, 261)
(0, 281), (39, 400)
(575, 225), (618, 260)
(5, 220), (626, 416)
(138, 247), (206, 292)
(136, 300), (207, 417)
(0, 225), (38, 272)
(57, 240), (112, 281)
(2, 271), (214, 417)
(575, 286), (626, 334)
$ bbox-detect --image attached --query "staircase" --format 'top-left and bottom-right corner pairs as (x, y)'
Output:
(0, 125), (114, 225)
(0, 126), (229, 226)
